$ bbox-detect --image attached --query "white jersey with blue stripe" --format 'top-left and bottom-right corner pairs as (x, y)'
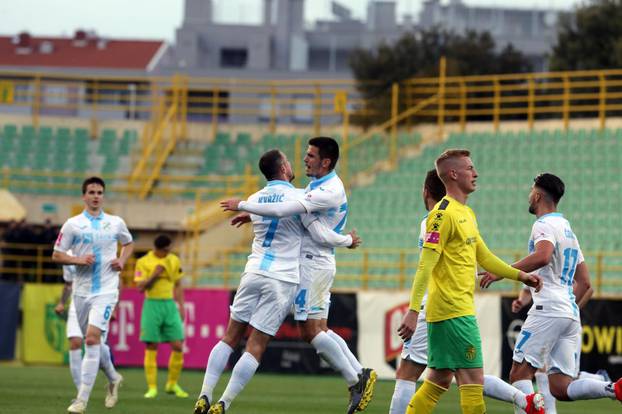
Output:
(54, 211), (133, 297)
(244, 180), (304, 284)
(299, 171), (348, 269)
(527, 212), (584, 321)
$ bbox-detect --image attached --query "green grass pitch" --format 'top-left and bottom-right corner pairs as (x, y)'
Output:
(0, 365), (618, 413)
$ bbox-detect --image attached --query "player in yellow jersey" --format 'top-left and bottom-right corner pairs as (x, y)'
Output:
(135, 234), (188, 399)
(397, 149), (543, 414)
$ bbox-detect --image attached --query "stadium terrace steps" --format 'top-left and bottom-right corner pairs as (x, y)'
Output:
(0, 124), (138, 195)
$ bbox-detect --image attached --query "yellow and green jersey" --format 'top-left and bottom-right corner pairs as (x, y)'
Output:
(134, 251), (183, 299)
(418, 195), (519, 322)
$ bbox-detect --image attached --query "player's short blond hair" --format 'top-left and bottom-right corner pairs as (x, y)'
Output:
(435, 149), (471, 183)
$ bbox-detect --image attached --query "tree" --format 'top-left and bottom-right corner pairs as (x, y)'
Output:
(550, 0), (622, 70)
(349, 27), (532, 127)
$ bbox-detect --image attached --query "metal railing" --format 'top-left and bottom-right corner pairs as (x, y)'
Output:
(2, 242), (620, 296)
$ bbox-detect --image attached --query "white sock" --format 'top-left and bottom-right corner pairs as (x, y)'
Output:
(99, 343), (120, 383)
(69, 349), (82, 391)
(511, 380), (534, 414)
(483, 375), (526, 409)
(327, 329), (363, 375)
(311, 331), (359, 386)
(579, 371), (606, 381)
(200, 341), (233, 401)
(389, 379), (417, 414)
(219, 352), (259, 410)
(535, 372), (557, 414)
(567, 379), (615, 400)
(77, 344), (101, 402)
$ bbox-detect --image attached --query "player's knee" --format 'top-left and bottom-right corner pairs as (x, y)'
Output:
(84, 333), (101, 346)
(548, 375), (571, 401)
(300, 322), (321, 343)
(69, 337), (82, 350)
(170, 341), (183, 352)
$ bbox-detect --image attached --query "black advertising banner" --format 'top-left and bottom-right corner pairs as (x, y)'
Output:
(501, 297), (622, 380)
(0, 282), (20, 359)
(229, 291), (358, 374)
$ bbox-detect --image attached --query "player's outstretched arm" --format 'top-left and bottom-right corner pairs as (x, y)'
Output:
(231, 213), (251, 227)
(221, 198), (306, 218)
(52, 250), (95, 266)
(511, 287), (532, 313)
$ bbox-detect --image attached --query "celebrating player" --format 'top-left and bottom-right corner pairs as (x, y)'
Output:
(53, 176), (134, 414)
(221, 137), (376, 414)
(479, 173), (622, 412)
(194, 149), (359, 414)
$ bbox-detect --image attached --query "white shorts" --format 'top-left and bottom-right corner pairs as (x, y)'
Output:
(513, 315), (580, 377)
(294, 260), (335, 321)
(72, 292), (119, 334)
(230, 272), (297, 336)
(400, 311), (427, 365)
(66, 301), (83, 338)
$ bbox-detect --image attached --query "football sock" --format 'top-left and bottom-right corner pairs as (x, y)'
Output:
(511, 380), (534, 414)
(579, 371), (606, 381)
(389, 379), (417, 414)
(100, 343), (120, 383)
(311, 331), (359, 386)
(69, 349), (82, 390)
(327, 329), (363, 375)
(199, 341), (233, 401)
(219, 352), (259, 410)
(535, 371), (557, 414)
(166, 351), (184, 387)
(144, 349), (158, 390)
(406, 380), (447, 414)
(77, 344), (101, 402)
(459, 384), (486, 414)
(483, 374), (527, 409)
(567, 379), (615, 400)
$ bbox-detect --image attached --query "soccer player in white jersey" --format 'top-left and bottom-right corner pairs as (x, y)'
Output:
(52, 176), (134, 414)
(390, 170), (544, 414)
(194, 149), (360, 414)
(221, 137), (377, 413)
(480, 173), (622, 412)
(54, 252), (122, 408)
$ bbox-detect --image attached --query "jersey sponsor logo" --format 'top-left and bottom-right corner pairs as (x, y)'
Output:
(425, 231), (440, 244)
(465, 236), (477, 245)
(258, 193), (285, 203)
(438, 199), (450, 210)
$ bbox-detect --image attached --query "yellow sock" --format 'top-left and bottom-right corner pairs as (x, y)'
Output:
(406, 380), (447, 414)
(459, 384), (486, 414)
(144, 349), (158, 389)
(166, 351), (184, 387)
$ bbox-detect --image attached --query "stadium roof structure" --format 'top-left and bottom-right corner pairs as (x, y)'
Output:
(0, 31), (167, 73)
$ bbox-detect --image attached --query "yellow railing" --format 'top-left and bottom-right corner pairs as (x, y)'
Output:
(2, 242), (621, 295)
(190, 246), (622, 295)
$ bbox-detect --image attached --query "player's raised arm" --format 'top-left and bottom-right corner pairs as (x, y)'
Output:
(301, 214), (359, 248)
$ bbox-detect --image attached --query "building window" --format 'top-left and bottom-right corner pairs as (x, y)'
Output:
(220, 48), (248, 68)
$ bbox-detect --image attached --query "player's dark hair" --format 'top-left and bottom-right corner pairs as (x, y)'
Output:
(424, 169), (446, 202)
(154, 234), (172, 250)
(258, 149), (284, 181)
(82, 176), (106, 194)
(534, 173), (565, 204)
(308, 136), (339, 170)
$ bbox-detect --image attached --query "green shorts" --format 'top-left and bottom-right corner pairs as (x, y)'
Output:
(427, 315), (483, 370)
(140, 298), (184, 343)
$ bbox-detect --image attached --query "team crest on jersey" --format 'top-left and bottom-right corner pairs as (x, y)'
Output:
(425, 231), (440, 244)
(465, 345), (477, 361)
(103, 221), (111, 230)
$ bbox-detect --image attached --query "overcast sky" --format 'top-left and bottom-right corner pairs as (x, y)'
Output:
(0, 0), (581, 42)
